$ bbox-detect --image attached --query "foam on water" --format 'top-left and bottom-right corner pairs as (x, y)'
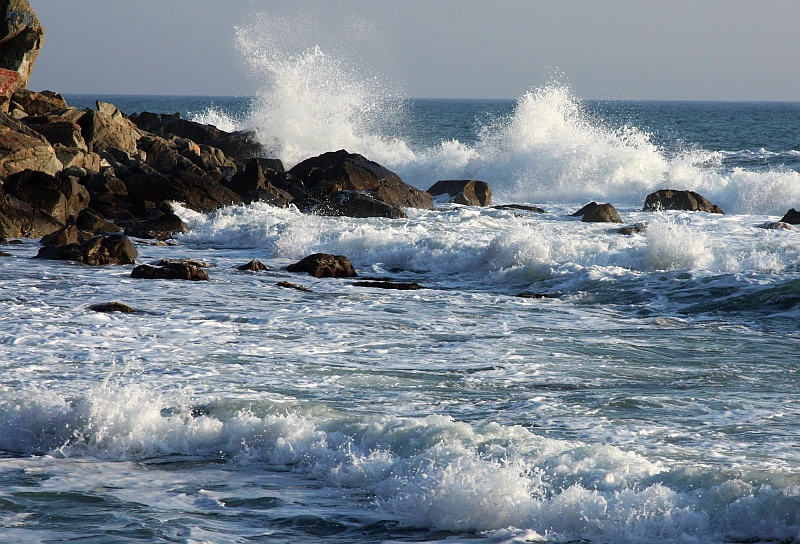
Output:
(3, 381), (800, 542)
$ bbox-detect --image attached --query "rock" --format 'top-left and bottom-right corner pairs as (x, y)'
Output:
(0, 124), (61, 180)
(124, 170), (243, 214)
(427, 180), (492, 206)
(137, 134), (207, 178)
(289, 150), (433, 212)
(643, 189), (724, 214)
(40, 223), (79, 246)
(155, 258), (210, 268)
(2, 169), (70, 223)
(54, 147), (101, 172)
(351, 280), (423, 290)
(27, 120), (87, 150)
(0, 192), (61, 238)
(618, 223), (648, 235)
(162, 117), (226, 143)
(227, 157), (304, 205)
(10, 89), (67, 116)
(236, 259), (269, 271)
(580, 203), (623, 223)
(570, 202), (599, 217)
(78, 105), (141, 156)
(779, 208), (800, 225)
(205, 131), (262, 163)
(492, 204), (547, 213)
(298, 190), (407, 219)
(756, 221), (794, 230)
(0, 2), (44, 111)
(131, 261), (209, 281)
(89, 301), (135, 313)
(276, 281), (312, 292)
(516, 292), (558, 299)
(35, 234), (138, 265)
(75, 208), (121, 233)
(286, 253), (357, 278)
(124, 213), (188, 240)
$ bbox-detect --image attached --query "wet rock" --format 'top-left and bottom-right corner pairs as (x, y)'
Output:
(492, 204), (547, 213)
(124, 213), (188, 240)
(40, 223), (80, 246)
(427, 180), (492, 207)
(131, 260), (209, 281)
(276, 281), (312, 292)
(570, 202), (599, 217)
(124, 170), (243, 214)
(227, 157), (305, 206)
(643, 189), (724, 214)
(618, 223), (648, 235)
(155, 258), (210, 268)
(0, 2), (44, 111)
(351, 280), (423, 290)
(779, 208), (800, 225)
(35, 234), (138, 265)
(205, 131), (262, 163)
(75, 208), (121, 233)
(581, 203), (623, 223)
(236, 259), (269, 271)
(89, 301), (136, 313)
(516, 292), (558, 299)
(0, 192), (61, 238)
(298, 190), (407, 219)
(756, 221), (794, 230)
(286, 253), (357, 278)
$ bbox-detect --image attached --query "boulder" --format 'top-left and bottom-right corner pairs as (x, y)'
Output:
(124, 169), (244, 214)
(427, 180), (492, 206)
(643, 189), (724, 214)
(78, 105), (141, 156)
(779, 208), (800, 225)
(289, 150), (433, 212)
(570, 202), (599, 217)
(492, 204), (546, 213)
(40, 223), (79, 246)
(582, 203), (623, 223)
(0, 124), (61, 180)
(75, 208), (121, 233)
(286, 253), (357, 278)
(54, 147), (102, 172)
(0, 2), (44, 111)
(28, 120), (86, 150)
(130, 261), (209, 281)
(9, 89), (67, 116)
(0, 192), (61, 238)
(298, 190), (407, 219)
(205, 131), (262, 163)
(124, 213), (188, 240)
(227, 157), (305, 205)
(3, 169), (88, 223)
(618, 223), (648, 235)
(236, 259), (269, 271)
(756, 222), (794, 231)
(351, 280), (423, 290)
(89, 302), (135, 313)
(276, 281), (312, 292)
(35, 234), (137, 265)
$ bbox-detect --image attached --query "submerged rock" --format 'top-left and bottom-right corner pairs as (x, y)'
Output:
(427, 180), (492, 207)
(276, 280), (312, 292)
(89, 302), (136, 313)
(236, 259), (269, 271)
(618, 223), (648, 235)
(286, 253), (357, 278)
(131, 260), (209, 281)
(35, 234), (137, 265)
(643, 189), (724, 214)
(351, 280), (423, 290)
(575, 202), (623, 223)
(492, 204), (546, 213)
(756, 221), (794, 230)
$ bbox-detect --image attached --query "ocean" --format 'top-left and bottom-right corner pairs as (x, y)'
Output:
(2, 70), (800, 542)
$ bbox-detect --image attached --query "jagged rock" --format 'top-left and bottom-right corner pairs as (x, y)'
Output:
(286, 253), (357, 278)
(0, 192), (61, 238)
(75, 208), (121, 233)
(54, 147), (101, 171)
(124, 213), (187, 240)
(427, 180), (492, 206)
(492, 204), (547, 213)
(0, 2), (44, 111)
(236, 259), (269, 271)
(582, 203), (623, 223)
(205, 131), (262, 163)
(3, 169), (88, 223)
(89, 302), (135, 313)
(570, 202), (599, 217)
(40, 223), (79, 246)
(298, 190), (407, 219)
(351, 280), (423, 290)
(27, 120), (86, 150)
(131, 261), (209, 281)
(78, 104), (141, 156)
(643, 189), (724, 214)
(276, 281), (312, 292)
(779, 208), (800, 225)
(756, 222), (794, 230)
(618, 223), (648, 235)
(289, 150), (433, 213)
(10, 89), (67, 116)
(0, 124), (61, 180)
(35, 234), (137, 265)
(124, 169), (243, 214)
(227, 157), (304, 205)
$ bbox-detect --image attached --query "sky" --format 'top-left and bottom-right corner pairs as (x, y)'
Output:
(28, 0), (800, 101)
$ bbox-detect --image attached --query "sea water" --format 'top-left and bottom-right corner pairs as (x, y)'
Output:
(2, 34), (800, 544)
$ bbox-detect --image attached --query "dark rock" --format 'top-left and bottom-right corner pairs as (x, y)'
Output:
(516, 292), (558, 299)
(40, 224), (79, 246)
(570, 202), (599, 217)
(75, 208), (121, 233)
(10, 89), (68, 116)
(125, 170), (243, 214)
(756, 221), (794, 230)
(286, 253), (357, 278)
(89, 302), (135, 313)
(0, 192), (61, 238)
(155, 258), (210, 268)
(162, 117), (226, 144)
(236, 259), (269, 271)
(0, 2), (44, 111)
(276, 281), (312, 292)
(227, 157), (304, 206)
(618, 223), (648, 235)
(351, 280), (423, 290)
(289, 150), (433, 211)
(779, 208), (800, 225)
(78, 104), (141, 156)
(643, 189), (724, 214)
(581, 203), (623, 223)
(492, 204), (547, 213)
(29, 120), (87, 150)
(299, 190), (407, 219)
(130, 261), (209, 281)
(35, 234), (138, 265)
(427, 180), (492, 206)
(205, 131), (262, 163)
(124, 213), (188, 240)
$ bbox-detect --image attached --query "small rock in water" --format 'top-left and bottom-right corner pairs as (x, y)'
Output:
(779, 208), (800, 225)
(156, 258), (211, 268)
(756, 222), (794, 230)
(492, 204), (547, 213)
(276, 281), (312, 292)
(131, 261), (209, 281)
(618, 223), (649, 235)
(236, 259), (269, 271)
(89, 302), (136, 313)
(351, 280), (423, 290)
(516, 292), (558, 299)
(286, 253), (357, 278)
(581, 203), (623, 223)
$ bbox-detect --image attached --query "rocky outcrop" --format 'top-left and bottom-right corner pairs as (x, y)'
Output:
(35, 234), (137, 265)
(130, 260), (209, 281)
(2, 169), (89, 224)
(0, 124), (61, 179)
(572, 202), (623, 223)
(0, 1), (44, 111)
(427, 180), (492, 207)
(643, 190), (724, 214)
(124, 213), (187, 240)
(227, 157), (300, 206)
(779, 208), (800, 225)
(9, 89), (67, 116)
(286, 253), (357, 278)
(289, 150), (433, 215)
(236, 259), (269, 271)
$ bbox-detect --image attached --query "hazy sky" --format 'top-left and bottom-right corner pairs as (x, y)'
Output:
(28, 0), (800, 100)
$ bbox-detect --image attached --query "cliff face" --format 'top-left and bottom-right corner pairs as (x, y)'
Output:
(0, 0), (44, 111)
